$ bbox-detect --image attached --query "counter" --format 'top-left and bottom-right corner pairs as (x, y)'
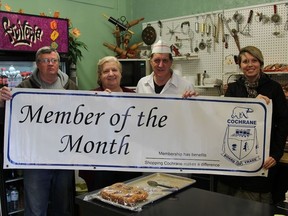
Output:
(75, 186), (287, 216)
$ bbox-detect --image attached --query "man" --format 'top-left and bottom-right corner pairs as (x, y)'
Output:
(0, 46), (78, 216)
(136, 40), (197, 178)
(136, 39), (197, 97)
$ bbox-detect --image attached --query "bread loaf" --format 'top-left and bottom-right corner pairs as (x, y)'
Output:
(100, 183), (148, 206)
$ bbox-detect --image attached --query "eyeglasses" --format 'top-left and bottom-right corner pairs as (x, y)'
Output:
(38, 58), (59, 64)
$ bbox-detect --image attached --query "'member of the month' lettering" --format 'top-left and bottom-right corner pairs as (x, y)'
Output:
(137, 107), (167, 128)
(59, 134), (130, 155)
(18, 104), (105, 125)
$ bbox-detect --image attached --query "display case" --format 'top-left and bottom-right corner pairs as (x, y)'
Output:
(0, 51), (69, 87)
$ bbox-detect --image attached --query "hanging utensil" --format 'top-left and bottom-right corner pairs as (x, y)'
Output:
(142, 24), (157, 45)
(232, 11), (244, 32)
(285, 3), (288, 31)
(200, 23), (206, 36)
(199, 39), (206, 50)
(271, 4), (281, 24)
(223, 15), (241, 51)
(270, 5), (281, 36)
(158, 20), (163, 38)
(240, 10), (253, 36)
(232, 29), (241, 51)
(195, 16), (199, 33)
(188, 29), (194, 53)
(224, 34), (229, 49)
(194, 40), (199, 52)
(220, 14), (225, 43)
(215, 14), (221, 43)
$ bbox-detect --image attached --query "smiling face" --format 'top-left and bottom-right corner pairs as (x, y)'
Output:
(150, 53), (173, 80)
(239, 52), (261, 82)
(100, 61), (122, 90)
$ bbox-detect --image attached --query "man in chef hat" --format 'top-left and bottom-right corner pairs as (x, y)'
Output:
(136, 39), (197, 97)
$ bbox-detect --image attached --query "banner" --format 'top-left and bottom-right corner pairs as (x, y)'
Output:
(4, 88), (272, 176)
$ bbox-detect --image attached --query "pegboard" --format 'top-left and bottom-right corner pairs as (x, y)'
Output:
(142, 1), (288, 96)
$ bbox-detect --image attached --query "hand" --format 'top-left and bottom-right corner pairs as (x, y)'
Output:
(182, 90), (198, 98)
(0, 86), (12, 101)
(256, 94), (270, 105)
(263, 156), (276, 169)
(104, 88), (112, 93)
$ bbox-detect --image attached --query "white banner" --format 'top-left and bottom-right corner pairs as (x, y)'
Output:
(4, 88), (272, 176)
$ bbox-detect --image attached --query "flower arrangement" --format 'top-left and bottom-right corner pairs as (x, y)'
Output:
(0, 2), (88, 65)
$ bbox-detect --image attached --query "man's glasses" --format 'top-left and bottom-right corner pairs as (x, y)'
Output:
(38, 58), (59, 64)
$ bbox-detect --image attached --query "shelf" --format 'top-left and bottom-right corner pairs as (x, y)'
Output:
(173, 55), (199, 60)
(194, 84), (221, 88)
(8, 208), (24, 215)
(5, 177), (24, 184)
(264, 71), (288, 75)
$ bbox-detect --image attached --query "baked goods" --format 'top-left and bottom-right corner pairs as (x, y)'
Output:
(264, 63), (288, 72)
(99, 183), (148, 206)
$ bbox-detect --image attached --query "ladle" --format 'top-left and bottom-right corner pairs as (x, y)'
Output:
(271, 4), (281, 24)
(147, 180), (178, 190)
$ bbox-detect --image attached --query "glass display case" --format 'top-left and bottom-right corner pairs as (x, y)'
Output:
(0, 51), (68, 88)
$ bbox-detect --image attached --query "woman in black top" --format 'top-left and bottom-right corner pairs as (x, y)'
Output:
(217, 46), (288, 204)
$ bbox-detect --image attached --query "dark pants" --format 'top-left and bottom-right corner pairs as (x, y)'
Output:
(271, 162), (288, 204)
(24, 169), (74, 216)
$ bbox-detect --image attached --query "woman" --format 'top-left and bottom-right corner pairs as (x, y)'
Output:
(93, 56), (134, 93)
(217, 46), (288, 204)
(79, 56), (142, 191)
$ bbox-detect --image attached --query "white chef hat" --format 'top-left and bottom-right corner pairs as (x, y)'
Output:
(151, 39), (171, 54)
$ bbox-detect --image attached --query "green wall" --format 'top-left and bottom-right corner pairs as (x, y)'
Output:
(2, 0), (285, 89)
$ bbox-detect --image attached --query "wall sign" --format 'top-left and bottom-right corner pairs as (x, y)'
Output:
(0, 11), (69, 53)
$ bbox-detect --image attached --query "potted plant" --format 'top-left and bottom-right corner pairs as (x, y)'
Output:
(68, 21), (88, 66)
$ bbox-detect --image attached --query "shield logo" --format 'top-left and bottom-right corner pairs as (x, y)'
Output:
(225, 126), (256, 160)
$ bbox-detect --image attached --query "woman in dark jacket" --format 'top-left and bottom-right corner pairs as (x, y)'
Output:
(217, 46), (288, 204)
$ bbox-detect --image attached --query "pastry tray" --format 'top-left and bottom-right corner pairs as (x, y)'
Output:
(82, 173), (196, 212)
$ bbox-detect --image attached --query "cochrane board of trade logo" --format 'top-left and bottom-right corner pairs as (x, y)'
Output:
(222, 106), (260, 166)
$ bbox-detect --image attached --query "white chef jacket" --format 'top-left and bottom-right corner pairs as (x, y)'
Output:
(136, 71), (195, 95)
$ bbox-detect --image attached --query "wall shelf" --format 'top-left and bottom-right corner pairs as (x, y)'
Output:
(194, 84), (221, 88)
(264, 72), (288, 75)
(173, 55), (199, 61)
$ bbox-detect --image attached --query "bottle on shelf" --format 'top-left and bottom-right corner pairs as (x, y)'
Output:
(10, 186), (19, 211)
(1, 68), (8, 87)
(14, 73), (23, 87)
(6, 188), (11, 212)
(0, 68), (4, 88)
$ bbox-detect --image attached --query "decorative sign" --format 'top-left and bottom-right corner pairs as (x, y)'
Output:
(0, 11), (68, 53)
(4, 89), (272, 177)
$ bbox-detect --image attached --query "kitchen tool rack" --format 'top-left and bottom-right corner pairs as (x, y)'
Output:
(142, 1), (288, 96)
